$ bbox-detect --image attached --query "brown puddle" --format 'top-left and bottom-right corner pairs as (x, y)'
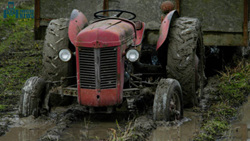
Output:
(0, 116), (55, 141)
(0, 107), (65, 141)
(149, 111), (201, 141)
(220, 96), (250, 141)
(0, 126), (53, 141)
(60, 114), (126, 141)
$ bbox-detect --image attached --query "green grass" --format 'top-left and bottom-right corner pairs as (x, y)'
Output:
(0, 4), (43, 113)
(0, 105), (7, 111)
(194, 59), (250, 140)
(0, 14), (34, 54)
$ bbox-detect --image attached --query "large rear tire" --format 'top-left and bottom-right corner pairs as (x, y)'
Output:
(42, 18), (75, 86)
(153, 78), (183, 121)
(19, 76), (45, 118)
(166, 17), (205, 107)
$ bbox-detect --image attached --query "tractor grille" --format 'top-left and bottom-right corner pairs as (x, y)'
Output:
(79, 48), (95, 89)
(79, 47), (117, 89)
(100, 47), (117, 89)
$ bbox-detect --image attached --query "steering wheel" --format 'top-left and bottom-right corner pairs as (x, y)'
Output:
(94, 10), (136, 20)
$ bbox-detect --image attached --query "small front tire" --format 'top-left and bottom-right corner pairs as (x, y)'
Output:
(18, 76), (46, 118)
(153, 78), (183, 121)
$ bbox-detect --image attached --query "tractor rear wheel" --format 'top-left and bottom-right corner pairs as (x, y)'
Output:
(166, 17), (205, 107)
(42, 18), (75, 86)
(19, 76), (46, 118)
(153, 78), (183, 121)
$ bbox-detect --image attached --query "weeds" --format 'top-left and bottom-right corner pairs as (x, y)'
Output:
(194, 58), (250, 140)
(80, 117), (91, 139)
(0, 105), (7, 112)
(109, 120), (135, 141)
(218, 61), (250, 106)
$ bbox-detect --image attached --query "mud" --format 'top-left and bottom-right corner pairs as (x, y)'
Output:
(220, 95), (250, 140)
(60, 114), (127, 141)
(149, 111), (201, 141)
(0, 105), (199, 141)
(0, 111), (56, 141)
(0, 106), (74, 141)
(200, 75), (220, 111)
(0, 119), (55, 141)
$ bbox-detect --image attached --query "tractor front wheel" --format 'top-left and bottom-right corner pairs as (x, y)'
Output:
(18, 76), (46, 118)
(153, 78), (183, 121)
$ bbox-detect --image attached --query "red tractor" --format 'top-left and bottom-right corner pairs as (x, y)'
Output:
(19, 2), (205, 121)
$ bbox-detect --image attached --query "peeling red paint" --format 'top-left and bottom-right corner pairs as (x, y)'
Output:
(68, 9), (88, 46)
(156, 10), (179, 51)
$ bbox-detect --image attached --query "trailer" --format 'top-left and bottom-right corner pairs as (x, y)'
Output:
(34, 0), (249, 47)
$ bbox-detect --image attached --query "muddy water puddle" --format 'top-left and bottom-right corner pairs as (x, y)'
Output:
(0, 107), (66, 141)
(149, 111), (201, 141)
(220, 96), (250, 141)
(60, 114), (126, 141)
(0, 126), (53, 141)
(0, 116), (55, 141)
(0, 107), (202, 141)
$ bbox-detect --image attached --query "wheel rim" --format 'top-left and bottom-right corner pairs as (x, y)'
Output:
(169, 91), (181, 121)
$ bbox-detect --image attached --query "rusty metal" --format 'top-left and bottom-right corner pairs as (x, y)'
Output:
(243, 0), (248, 47)
(175, 0), (180, 15)
(157, 10), (179, 50)
(103, 0), (109, 16)
(123, 88), (140, 91)
(41, 18), (53, 21)
(68, 9), (88, 46)
(160, 1), (174, 14)
(63, 87), (78, 97)
(203, 32), (246, 46)
(49, 86), (78, 97)
(34, 0), (40, 39)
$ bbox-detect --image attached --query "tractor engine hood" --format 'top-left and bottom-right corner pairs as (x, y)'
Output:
(75, 19), (136, 47)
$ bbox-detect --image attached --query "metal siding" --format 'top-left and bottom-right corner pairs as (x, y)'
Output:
(180, 0), (244, 32)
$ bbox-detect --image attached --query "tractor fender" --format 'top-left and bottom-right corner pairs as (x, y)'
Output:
(156, 10), (179, 51)
(68, 9), (88, 46)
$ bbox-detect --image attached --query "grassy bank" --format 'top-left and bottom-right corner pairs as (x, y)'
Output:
(194, 59), (250, 140)
(0, 3), (43, 113)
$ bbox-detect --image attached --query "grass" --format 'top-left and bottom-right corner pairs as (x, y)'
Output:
(0, 3), (43, 114)
(194, 58), (250, 140)
(0, 105), (7, 112)
(109, 120), (135, 141)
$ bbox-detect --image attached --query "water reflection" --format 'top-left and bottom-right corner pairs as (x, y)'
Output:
(60, 114), (125, 141)
(0, 115), (55, 141)
(220, 95), (250, 141)
(149, 111), (201, 141)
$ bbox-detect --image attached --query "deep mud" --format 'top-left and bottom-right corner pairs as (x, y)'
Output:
(0, 115), (55, 141)
(0, 108), (202, 141)
(149, 111), (201, 141)
(200, 75), (220, 111)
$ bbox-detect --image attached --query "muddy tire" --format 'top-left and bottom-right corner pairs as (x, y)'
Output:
(153, 78), (183, 121)
(19, 76), (46, 118)
(42, 18), (75, 86)
(166, 17), (205, 107)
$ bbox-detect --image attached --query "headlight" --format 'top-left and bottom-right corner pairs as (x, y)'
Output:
(126, 49), (139, 62)
(59, 49), (72, 62)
